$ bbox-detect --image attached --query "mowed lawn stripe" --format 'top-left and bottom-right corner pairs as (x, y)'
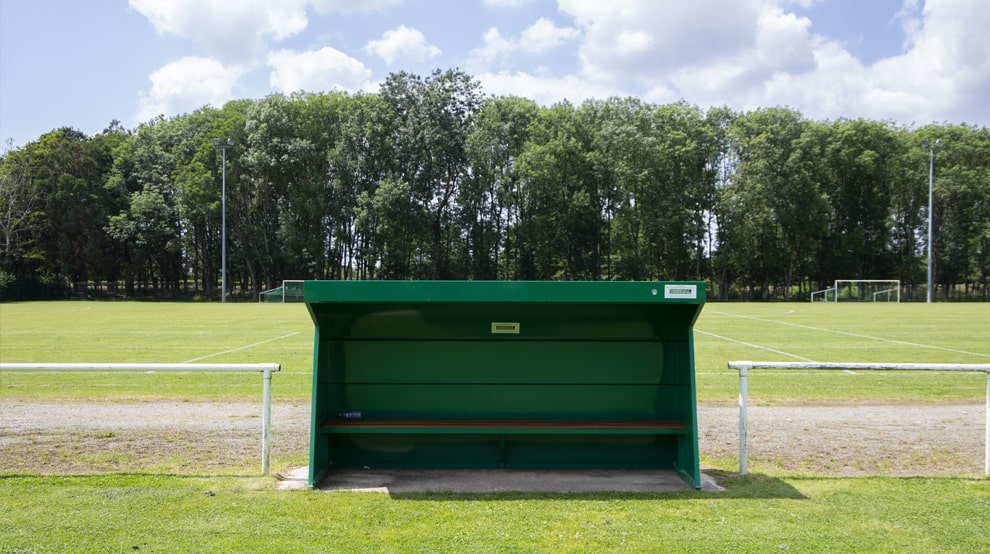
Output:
(707, 309), (990, 360)
(3, 301), (988, 403)
(182, 331), (301, 363)
(695, 329), (815, 362)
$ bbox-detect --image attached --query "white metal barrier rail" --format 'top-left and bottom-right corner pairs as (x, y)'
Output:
(0, 363), (281, 475)
(726, 361), (990, 476)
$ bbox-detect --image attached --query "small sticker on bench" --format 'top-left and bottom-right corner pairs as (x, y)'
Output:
(664, 284), (697, 299)
(491, 322), (520, 334)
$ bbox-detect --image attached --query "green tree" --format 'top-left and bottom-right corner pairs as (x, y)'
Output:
(21, 127), (121, 295)
(380, 69), (484, 279)
(367, 177), (420, 278)
(327, 94), (400, 279)
(327, 93), (395, 279)
(720, 108), (827, 299)
(105, 115), (188, 294)
(887, 129), (929, 299)
(645, 101), (719, 282)
(277, 91), (346, 281)
(0, 141), (42, 274)
(578, 97), (655, 281)
(582, 99), (726, 284)
(919, 124), (990, 299)
(702, 106), (737, 299)
(241, 93), (308, 296)
(815, 119), (904, 289)
(105, 184), (181, 290)
(516, 101), (599, 280)
(462, 96), (540, 280)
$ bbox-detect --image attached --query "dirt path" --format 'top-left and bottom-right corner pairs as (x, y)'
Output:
(1, 399), (985, 477)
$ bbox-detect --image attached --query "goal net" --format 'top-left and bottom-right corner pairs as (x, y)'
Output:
(811, 280), (900, 302)
(259, 280), (305, 303)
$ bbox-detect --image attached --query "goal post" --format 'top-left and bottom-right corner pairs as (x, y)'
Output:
(812, 280), (900, 302)
(810, 287), (836, 303)
(836, 280), (899, 302)
(259, 280), (305, 303)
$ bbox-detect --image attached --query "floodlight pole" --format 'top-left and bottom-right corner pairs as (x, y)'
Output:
(214, 138), (234, 303)
(921, 139), (942, 303)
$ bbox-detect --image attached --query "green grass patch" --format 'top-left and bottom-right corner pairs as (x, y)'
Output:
(1, 472), (987, 553)
(693, 302), (990, 404)
(0, 302), (314, 400)
(2, 300), (989, 552)
(2, 300), (987, 404)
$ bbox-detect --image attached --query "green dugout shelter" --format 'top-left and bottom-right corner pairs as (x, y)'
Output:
(304, 280), (706, 489)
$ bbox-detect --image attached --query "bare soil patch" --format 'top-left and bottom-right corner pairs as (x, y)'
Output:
(1, 399), (984, 477)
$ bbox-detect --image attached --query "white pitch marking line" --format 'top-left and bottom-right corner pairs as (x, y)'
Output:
(182, 332), (301, 363)
(707, 310), (990, 359)
(695, 330), (815, 362)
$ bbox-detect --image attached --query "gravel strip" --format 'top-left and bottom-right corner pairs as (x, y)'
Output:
(1, 399), (985, 476)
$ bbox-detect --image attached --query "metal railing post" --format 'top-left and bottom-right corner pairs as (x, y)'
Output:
(738, 363), (750, 476)
(262, 367), (274, 476)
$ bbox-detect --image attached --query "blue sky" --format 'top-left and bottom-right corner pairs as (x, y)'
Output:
(2, 0), (988, 147)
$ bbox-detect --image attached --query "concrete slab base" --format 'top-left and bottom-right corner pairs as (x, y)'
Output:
(278, 467), (724, 493)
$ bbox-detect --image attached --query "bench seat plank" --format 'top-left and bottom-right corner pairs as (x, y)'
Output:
(320, 419), (687, 435)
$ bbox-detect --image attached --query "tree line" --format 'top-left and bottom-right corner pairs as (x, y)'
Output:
(2, 69), (988, 301)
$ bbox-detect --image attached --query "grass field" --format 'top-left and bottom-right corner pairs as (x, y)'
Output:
(2, 300), (989, 553)
(2, 301), (988, 403)
(2, 473), (987, 553)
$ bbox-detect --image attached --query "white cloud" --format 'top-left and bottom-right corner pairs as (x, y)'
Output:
(518, 18), (581, 52)
(268, 47), (373, 93)
(733, 0), (990, 124)
(129, 0), (307, 59)
(483, 0), (537, 7)
(560, 0), (761, 82)
(862, 0), (990, 124)
(309, 0), (402, 13)
(666, 5), (818, 105)
(476, 71), (623, 106)
(613, 30), (653, 56)
(469, 28), (515, 71)
(128, 0), (401, 60)
(363, 26), (441, 65)
(895, 0), (923, 48)
(127, 0), (989, 126)
(136, 57), (245, 123)
(468, 18), (579, 72)
(754, 8), (816, 73)
(546, 0), (988, 124)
